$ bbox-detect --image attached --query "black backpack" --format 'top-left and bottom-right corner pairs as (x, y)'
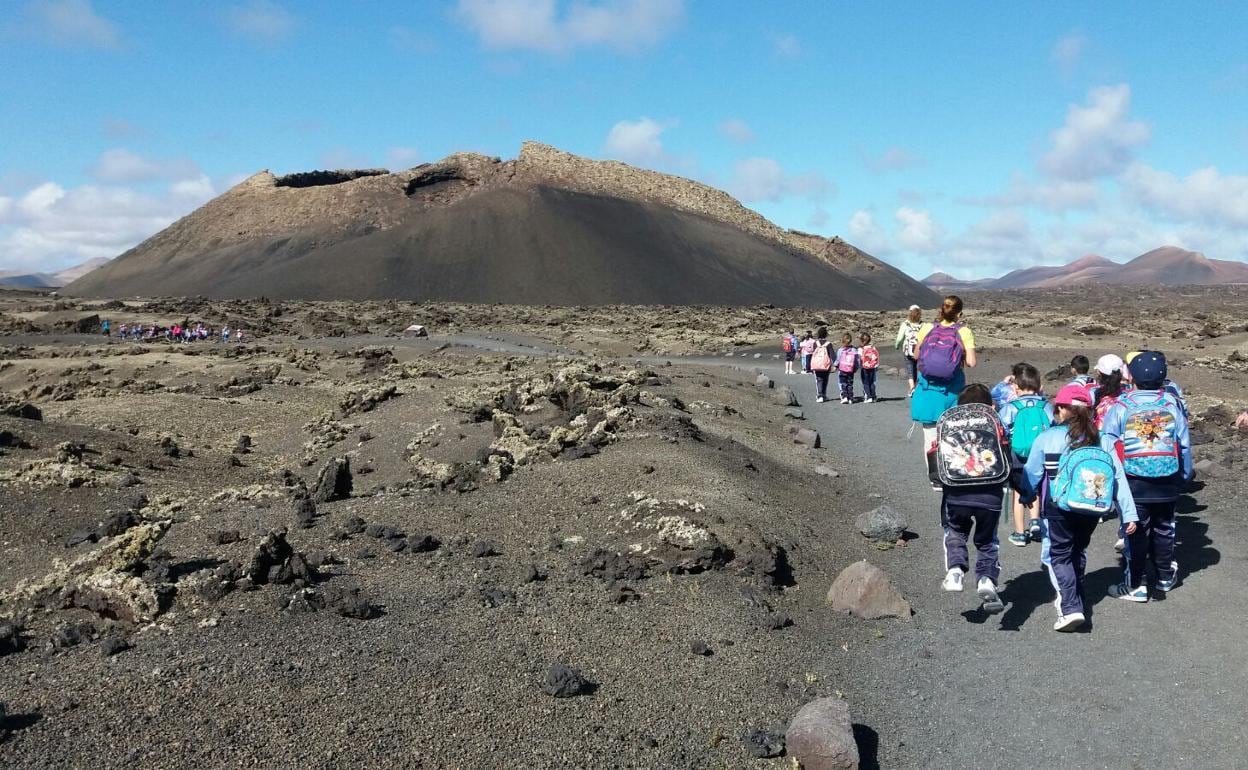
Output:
(930, 403), (1011, 487)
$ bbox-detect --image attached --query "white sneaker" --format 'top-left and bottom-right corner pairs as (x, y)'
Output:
(941, 568), (964, 592)
(977, 577), (1004, 613)
(1114, 538), (1125, 553)
(816, 397), (825, 403)
(864, 398), (875, 403)
(1109, 583), (1148, 602)
(1054, 612), (1086, 632)
(1156, 561), (1179, 592)
(840, 397), (850, 404)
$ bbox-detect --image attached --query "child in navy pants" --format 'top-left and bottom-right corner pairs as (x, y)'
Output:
(834, 332), (859, 404)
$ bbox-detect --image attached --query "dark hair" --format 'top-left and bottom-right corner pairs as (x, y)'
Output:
(1011, 361), (1027, 379)
(1062, 404), (1099, 449)
(1095, 369), (1124, 402)
(816, 326), (827, 340)
(859, 331), (872, 344)
(938, 295), (964, 324)
(1015, 364), (1041, 393)
(841, 331), (853, 345)
(958, 383), (993, 406)
(1071, 355), (1090, 374)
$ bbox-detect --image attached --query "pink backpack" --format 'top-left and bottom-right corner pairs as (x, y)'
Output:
(837, 347), (857, 373)
(861, 345), (880, 369)
(810, 342), (833, 372)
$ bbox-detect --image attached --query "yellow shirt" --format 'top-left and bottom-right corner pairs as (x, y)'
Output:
(915, 321), (975, 353)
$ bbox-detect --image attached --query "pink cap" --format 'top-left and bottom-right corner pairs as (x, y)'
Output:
(1054, 383), (1092, 408)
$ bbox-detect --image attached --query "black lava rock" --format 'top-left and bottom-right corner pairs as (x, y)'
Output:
(408, 534), (440, 553)
(100, 637), (130, 657)
(542, 663), (594, 698)
(0, 621), (25, 656)
(210, 530), (242, 545)
(690, 640), (712, 656)
(312, 457), (352, 503)
(470, 540), (500, 558)
(743, 729), (785, 758)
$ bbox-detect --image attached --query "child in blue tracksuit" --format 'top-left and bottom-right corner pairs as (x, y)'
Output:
(834, 332), (859, 404)
(937, 384), (1006, 612)
(998, 364), (1054, 546)
(1022, 383), (1138, 632)
(1100, 351), (1193, 601)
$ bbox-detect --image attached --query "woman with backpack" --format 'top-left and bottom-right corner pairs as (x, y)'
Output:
(894, 304), (924, 396)
(1021, 384), (1138, 632)
(808, 327), (835, 403)
(911, 296), (977, 461)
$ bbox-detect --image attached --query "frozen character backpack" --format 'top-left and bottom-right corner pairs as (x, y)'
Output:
(931, 404), (1011, 487)
(917, 324), (964, 381)
(1050, 445), (1116, 515)
(902, 322), (920, 358)
(1119, 392), (1181, 477)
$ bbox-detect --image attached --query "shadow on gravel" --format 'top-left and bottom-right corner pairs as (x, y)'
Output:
(997, 569), (1055, 631)
(852, 724), (880, 770)
(1174, 508), (1219, 580)
(1, 710), (42, 740)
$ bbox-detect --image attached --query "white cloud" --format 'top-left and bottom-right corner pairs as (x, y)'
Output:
(769, 32), (800, 58)
(727, 157), (831, 203)
(226, 0), (295, 45)
(1122, 163), (1248, 228)
(386, 147), (422, 168)
(22, 0), (121, 50)
(718, 118), (756, 144)
(0, 177), (217, 271)
(454, 0), (684, 54)
(863, 146), (922, 173)
(847, 209), (891, 255)
(604, 117), (672, 166)
(895, 207), (943, 253)
(964, 172), (1099, 211)
(1051, 30), (1086, 73)
(1041, 84), (1150, 181)
(90, 149), (201, 183)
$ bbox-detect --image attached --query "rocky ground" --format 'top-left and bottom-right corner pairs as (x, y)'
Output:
(0, 287), (1245, 768)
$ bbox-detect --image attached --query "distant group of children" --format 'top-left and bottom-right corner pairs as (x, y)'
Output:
(782, 328), (881, 404)
(108, 320), (246, 344)
(929, 349), (1192, 631)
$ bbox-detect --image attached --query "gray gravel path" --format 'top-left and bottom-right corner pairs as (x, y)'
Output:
(768, 360), (1248, 770)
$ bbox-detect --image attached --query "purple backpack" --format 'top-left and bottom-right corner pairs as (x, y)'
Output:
(917, 324), (964, 380)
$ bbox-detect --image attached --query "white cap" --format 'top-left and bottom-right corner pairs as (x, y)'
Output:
(1095, 353), (1124, 375)
(908, 304), (921, 311)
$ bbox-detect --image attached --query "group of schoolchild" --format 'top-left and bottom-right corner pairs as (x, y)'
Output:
(930, 347), (1192, 632)
(107, 320), (246, 344)
(782, 328), (882, 404)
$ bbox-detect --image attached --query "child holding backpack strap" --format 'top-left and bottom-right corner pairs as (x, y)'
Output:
(859, 332), (880, 403)
(931, 383), (1008, 612)
(808, 327), (834, 403)
(799, 331), (816, 374)
(1021, 384), (1138, 632)
(782, 328), (798, 375)
(834, 332), (859, 404)
(998, 364), (1054, 547)
(894, 305), (923, 396)
(1100, 351), (1193, 601)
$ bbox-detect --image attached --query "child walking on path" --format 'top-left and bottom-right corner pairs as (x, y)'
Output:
(834, 332), (859, 404)
(809, 327), (834, 403)
(934, 384), (1007, 612)
(1100, 351), (1193, 601)
(999, 364), (1053, 547)
(859, 332), (880, 403)
(799, 332), (816, 374)
(1022, 384), (1138, 632)
(782, 329), (798, 375)
(894, 304), (923, 396)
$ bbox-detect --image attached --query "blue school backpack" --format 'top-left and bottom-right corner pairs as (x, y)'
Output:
(1008, 398), (1051, 459)
(1051, 445), (1116, 515)
(1119, 392), (1181, 478)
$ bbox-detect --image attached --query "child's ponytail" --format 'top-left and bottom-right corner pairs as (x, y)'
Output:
(1065, 405), (1099, 449)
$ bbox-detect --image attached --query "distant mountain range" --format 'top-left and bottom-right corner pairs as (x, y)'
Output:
(924, 246), (1248, 290)
(0, 257), (111, 290)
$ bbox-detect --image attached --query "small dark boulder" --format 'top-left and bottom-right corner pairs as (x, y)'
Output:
(542, 663), (594, 698)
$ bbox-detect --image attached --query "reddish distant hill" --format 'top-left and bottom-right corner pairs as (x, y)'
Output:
(923, 247), (1248, 289)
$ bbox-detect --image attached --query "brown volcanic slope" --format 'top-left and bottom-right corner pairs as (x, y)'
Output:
(924, 247), (1248, 290)
(66, 142), (936, 309)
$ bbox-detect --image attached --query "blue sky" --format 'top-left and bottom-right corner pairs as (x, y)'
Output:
(1, 0), (1246, 278)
